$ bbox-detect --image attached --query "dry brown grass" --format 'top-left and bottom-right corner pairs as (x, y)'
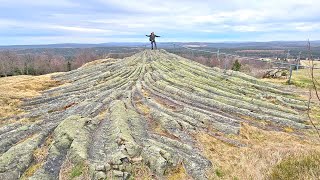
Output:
(0, 74), (62, 122)
(270, 151), (320, 180)
(33, 135), (53, 162)
(131, 162), (155, 180)
(166, 163), (191, 180)
(196, 123), (320, 180)
(262, 68), (320, 90)
(261, 78), (287, 85)
(300, 60), (320, 68)
(80, 58), (116, 68)
(235, 50), (285, 54)
(131, 161), (191, 180)
(2, 63), (320, 180)
(20, 135), (54, 179)
(59, 158), (90, 180)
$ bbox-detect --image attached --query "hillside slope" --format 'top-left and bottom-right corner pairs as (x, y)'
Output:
(0, 50), (318, 180)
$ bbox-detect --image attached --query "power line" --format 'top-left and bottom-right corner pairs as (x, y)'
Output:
(170, 43), (317, 69)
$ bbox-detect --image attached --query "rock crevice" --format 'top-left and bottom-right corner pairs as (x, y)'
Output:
(0, 50), (309, 180)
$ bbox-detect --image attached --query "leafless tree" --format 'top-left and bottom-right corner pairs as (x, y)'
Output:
(0, 51), (20, 76)
(307, 39), (320, 139)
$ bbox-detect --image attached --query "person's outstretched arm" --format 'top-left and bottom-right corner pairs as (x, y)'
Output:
(146, 35), (150, 37)
(155, 35), (160, 37)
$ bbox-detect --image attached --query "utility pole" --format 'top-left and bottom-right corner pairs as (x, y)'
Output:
(286, 50), (290, 61)
(191, 50), (194, 59)
(288, 64), (293, 84)
(296, 51), (301, 71)
(217, 48), (220, 68)
(224, 54), (228, 73)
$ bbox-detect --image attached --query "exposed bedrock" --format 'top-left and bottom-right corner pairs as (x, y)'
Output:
(0, 50), (309, 180)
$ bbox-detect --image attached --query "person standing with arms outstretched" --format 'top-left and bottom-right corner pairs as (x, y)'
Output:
(146, 32), (160, 50)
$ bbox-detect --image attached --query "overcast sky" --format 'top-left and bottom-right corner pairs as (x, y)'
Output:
(0, 0), (319, 45)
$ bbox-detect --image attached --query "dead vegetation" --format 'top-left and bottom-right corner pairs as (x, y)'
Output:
(0, 74), (62, 121)
(235, 50), (286, 54)
(0, 50), (319, 180)
(270, 151), (320, 180)
(130, 162), (155, 180)
(166, 163), (191, 180)
(59, 159), (90, 180)
(20, 135), (53, 179)
(197, 123), (320, 180)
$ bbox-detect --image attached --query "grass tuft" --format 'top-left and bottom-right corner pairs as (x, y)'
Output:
(70, 162), (85, 178)
(197, 123), (320, 179)
(215, 168), (224, 177)
(166, 163), (190, 180)
(20, 163), (43, 180)
(270, 152), (320, 180)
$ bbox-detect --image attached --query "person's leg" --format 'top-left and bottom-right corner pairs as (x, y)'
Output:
(154, 41), (157, 50)
(151, 41), (153, 50)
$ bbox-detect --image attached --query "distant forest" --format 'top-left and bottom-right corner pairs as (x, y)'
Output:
(0, 42), (319, 77)
(0, 47), (140, 77)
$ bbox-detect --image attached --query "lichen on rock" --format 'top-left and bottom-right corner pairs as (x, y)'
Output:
(0, 50), (310, 180)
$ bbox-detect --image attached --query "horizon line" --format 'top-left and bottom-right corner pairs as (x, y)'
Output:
(1, 40), (319, 47)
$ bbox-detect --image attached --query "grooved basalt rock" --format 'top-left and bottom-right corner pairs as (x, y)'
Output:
(0, 50), (309, 180)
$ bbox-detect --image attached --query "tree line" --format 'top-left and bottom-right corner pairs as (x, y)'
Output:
(170, 50), (272, 77)
(0, 49), (97, 77)
(0, 49), (138, 77)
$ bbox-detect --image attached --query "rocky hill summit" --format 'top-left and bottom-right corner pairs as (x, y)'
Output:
(0, 50), (311, 180)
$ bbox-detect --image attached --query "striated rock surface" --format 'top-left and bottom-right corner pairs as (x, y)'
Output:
(0, 50), (309, 180)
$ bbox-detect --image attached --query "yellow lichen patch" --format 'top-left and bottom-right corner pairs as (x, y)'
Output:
(96, 109), (109, 121)
(0, 74), (63, 122)
(239, 115), (257, 121)
(15, 133), (38, 145)
(136, 102), (151, 115)
(196, 123), (320, 180)
(283, 127), (294, 133)
(166, 163), (191, 180)
(20, 162), (43, 180)
(141, 88), (151, 97)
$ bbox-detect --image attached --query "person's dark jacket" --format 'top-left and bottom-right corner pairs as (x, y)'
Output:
(146, 34), (160, 41)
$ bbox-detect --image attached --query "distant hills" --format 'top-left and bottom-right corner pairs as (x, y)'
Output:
(1, 41), (319, 50)
(0, 43), (148, 49)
